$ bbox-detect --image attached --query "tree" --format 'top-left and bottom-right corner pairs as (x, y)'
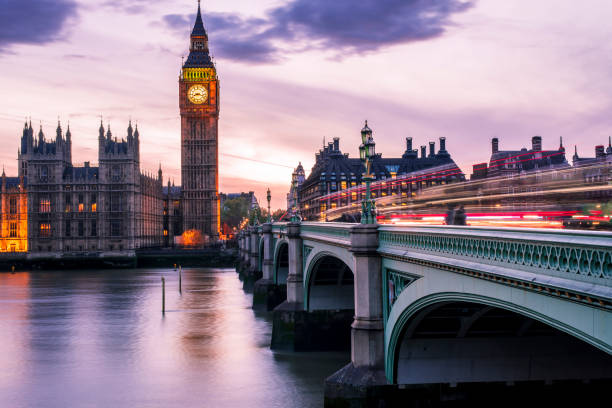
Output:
(272, 208), (286, 221)
(221, 197), (251, 230)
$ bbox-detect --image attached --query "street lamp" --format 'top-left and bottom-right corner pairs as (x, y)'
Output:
(290, 172), (301, 223)
(266, 188), (272, 223)
(359, 120), (376, 224)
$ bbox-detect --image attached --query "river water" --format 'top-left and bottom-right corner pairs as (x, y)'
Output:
(0, 268), (348, 408)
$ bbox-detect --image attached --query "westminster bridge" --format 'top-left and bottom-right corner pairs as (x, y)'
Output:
(237, 222), (612, 406)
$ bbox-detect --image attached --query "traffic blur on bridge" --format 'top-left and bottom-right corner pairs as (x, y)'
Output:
(319, 162), (612, 230)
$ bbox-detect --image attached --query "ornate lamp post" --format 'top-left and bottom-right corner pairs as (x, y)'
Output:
(290, 173), (301, 223)
(359, 121), (377, 224)
(266, 188), (272, 223)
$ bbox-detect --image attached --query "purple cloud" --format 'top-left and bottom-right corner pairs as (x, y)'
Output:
(0, 0), (78, 51)
(161, 0), (474, 64)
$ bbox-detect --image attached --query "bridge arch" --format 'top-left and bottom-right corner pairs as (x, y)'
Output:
(385, 274), (612, 384)
(273, 238), (289, 284)
(304, 251), (354, 311)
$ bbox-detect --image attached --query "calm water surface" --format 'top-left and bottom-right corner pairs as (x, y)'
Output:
(0, 268), (348, 407)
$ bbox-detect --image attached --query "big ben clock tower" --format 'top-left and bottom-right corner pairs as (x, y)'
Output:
(179, 1), (220, 241)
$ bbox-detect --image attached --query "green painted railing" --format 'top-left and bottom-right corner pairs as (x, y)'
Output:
(379, 225), (612, 283)
(271, 222), (287, 235)
(299, 222), (352, 244)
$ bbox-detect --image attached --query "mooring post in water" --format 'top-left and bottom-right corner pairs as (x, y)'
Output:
(179, 266), (182, 293)
(161, 276), (166, 314)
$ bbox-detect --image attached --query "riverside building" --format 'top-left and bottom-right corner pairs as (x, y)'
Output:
(297, 130), (465, 221)
(3, 120), (164, 257)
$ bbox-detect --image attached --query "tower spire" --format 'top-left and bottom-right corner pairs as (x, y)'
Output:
(192, 0), (207, 37)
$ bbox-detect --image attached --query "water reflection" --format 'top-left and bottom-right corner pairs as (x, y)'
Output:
(0, 268), (347, 408)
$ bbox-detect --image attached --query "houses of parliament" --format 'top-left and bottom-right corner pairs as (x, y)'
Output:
(0, 3), (220, 256)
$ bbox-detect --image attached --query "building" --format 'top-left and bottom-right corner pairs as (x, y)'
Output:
(471, 136), (568, 179)
(287, 163), (305, 211)
(297, 126), (465, 221)
(163, 181), (183, 247)
(179, 2), (220, 241)
(0, 171), (27, 253)
(15, 120), (163, 256)
(572, 137), (612, 166)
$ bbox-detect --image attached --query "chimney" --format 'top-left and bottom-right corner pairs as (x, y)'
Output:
(429, 142), (435, 157)
(439, 137), (446, 152)
(492, 138), (499, 153)
(420, 145), (426, 158)
(406, 137), (412, 151)
(532, 136), (542, 151)
(333, 137), (339, 151)
(595, 145), (605, 158)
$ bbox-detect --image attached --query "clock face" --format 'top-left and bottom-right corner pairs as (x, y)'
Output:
(188, 84), (208, 104)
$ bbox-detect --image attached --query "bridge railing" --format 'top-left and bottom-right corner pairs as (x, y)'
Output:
(378, 225), (612, 299)
(300, 222), (353, 247)
(270, 222), (288, 235)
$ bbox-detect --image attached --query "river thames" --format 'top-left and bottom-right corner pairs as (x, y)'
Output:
(0, 268), (348, 408)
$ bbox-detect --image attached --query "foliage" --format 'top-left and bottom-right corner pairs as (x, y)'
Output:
(272, 208), (286, 221)
(221, 197), (251, 229)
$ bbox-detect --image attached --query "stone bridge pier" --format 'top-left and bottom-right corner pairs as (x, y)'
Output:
(253, 223), (286, 310)
(324, 224), (389, 406)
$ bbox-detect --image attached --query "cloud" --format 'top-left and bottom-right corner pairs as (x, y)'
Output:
(101, 0), (161, 15)
(0, 0), (78, 51)
(161, 0), (474, 64)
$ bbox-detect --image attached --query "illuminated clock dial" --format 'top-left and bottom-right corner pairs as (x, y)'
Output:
(188, 84), (208, 104)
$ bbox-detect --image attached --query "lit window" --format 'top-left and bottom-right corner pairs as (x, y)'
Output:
(39, 198), (51, 213)
(39, 223), (51, 238)
(91, 203), (97, 212)
(341, 181), (347, 190)
(9, 222), (17, 238)
(78, 203), (84, 212)
(163, 229), (168, 237)
(351, 192), (357, 200)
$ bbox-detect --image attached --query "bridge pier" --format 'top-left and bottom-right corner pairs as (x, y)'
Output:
(240, 227), (262, 291)
(324, 224), (391, 407)
(239, 231), (249, 273)
(253, 223), (286, 310)
(271, 222), (351, 350)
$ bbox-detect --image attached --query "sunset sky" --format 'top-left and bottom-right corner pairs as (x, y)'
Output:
(1, 0), (612, 209)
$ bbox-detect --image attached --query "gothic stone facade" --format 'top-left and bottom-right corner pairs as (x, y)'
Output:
(17, 120), (163, 257)
(178, 4), (220, 240)
(0, 174), (27, 253)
